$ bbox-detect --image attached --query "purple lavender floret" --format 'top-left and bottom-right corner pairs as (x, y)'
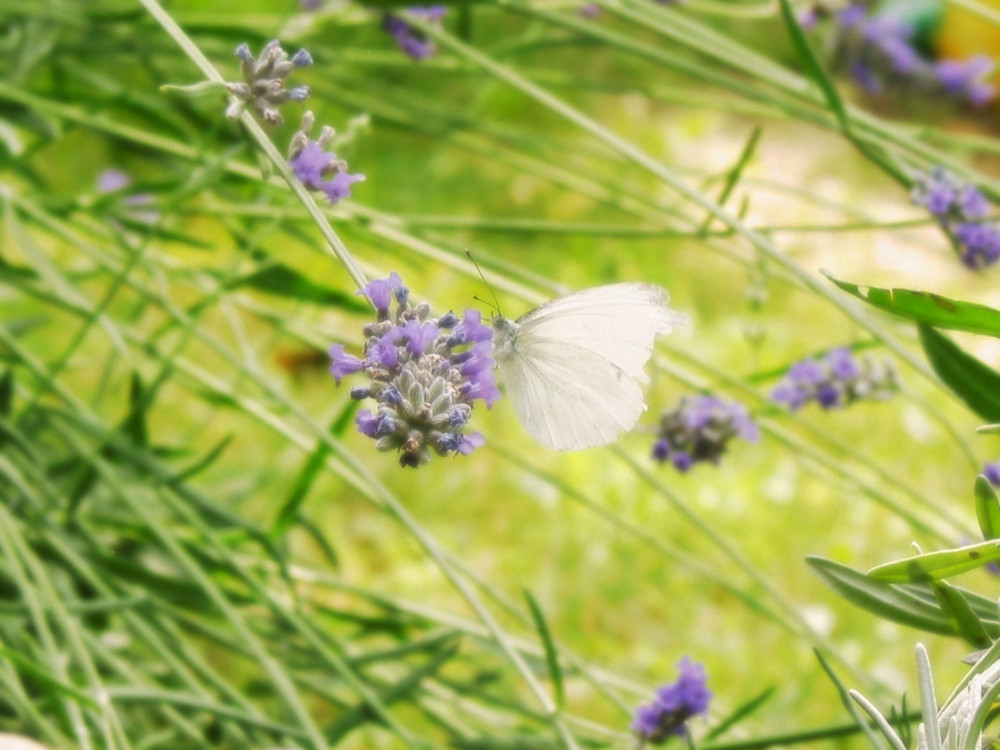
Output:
(771, 347), (897, 412)
(288, 112), (365, 206)
(936, 55), (996, 107)
(652, 395), (758, 472)
(383, 6), (447, 61)
(331, 274), (498, 467)
(632, 658), (711, 744)
(912, 168), (1000, 269)
(290, 141), (365, 206)
(827, 4), (995, 106)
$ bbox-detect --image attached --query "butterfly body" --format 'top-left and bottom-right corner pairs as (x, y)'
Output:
(492, 283), (686, 451)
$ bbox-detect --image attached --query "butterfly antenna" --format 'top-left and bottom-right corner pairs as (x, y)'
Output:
(465, 249), (502, 315)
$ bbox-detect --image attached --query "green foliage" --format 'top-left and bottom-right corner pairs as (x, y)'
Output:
(825, 276), (1000, 337)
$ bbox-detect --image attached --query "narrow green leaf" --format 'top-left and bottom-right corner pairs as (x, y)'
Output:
(0, 648), (100, 709)
(705, 686), (775, 740)
(270, 441), (330, 541)
(919, 325), (1000, 422)
(867, 540), (1000, 583)
(0, 370), (12, 450)
(332, 399), (360, 438)
(813, 650), (887, 750)
(120, 371), (148, 447)
(698, 126), (761, 236)
(326, 639), (460, 743)
(523, 590), (564, 708)
(975, 475), (1000, 540)
(225, 263), (369, 311)
(0, 370), (11, 417)
(825, 273), (1000, 337)
(778, 0), (849, 129)
(294, 514), (340, 570)
(976, 423), (1000, 434)
(807, 557), (954, 635)
(931, 580), (991, 649)
(168, 434), (234, 484)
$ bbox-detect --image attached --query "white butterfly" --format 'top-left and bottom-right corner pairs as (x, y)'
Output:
(492, 283), (687, 451)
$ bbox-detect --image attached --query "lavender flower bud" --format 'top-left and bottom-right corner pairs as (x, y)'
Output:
(632, 657), (711, 743)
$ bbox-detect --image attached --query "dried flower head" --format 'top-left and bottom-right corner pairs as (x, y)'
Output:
(383, 6), (446, 60)
(330, 273), (500, 467)
(225, 40), (313, 125)
(632, 658), (711, 745)
(912, 168), (1000, 269)
(652, 395), (758, 472)
(771, 347), (897, 411)
(288, 111), (365, 205)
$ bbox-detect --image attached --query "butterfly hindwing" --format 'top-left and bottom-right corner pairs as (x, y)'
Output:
(499, 336), (647, 450)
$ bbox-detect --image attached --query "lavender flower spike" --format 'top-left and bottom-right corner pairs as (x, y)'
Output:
(771, 347), (897, 411)
(383, 6), (447, 61)
(632, 657), (711, 744)
(652, 394), (758, 472)
(329, 273), (498, 467)
(912, 168), (1000, 269)
(224, 40), (312, 124)
(289, 111), (365, 207)
(826, 4), (996, 107)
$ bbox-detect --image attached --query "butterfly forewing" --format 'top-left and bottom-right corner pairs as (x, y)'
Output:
(514, 283), (684, 380)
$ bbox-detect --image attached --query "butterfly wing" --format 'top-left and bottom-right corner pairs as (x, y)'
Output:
(498, 338), (647, 450)
(515, 283), (686, 382)
(495, 283), (686, 450)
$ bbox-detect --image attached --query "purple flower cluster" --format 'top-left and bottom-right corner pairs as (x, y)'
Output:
(225, 40), (313, 125)
(288, 111), (365, 206)
(771, 347), (897, 411)
(912, 168), (1000, 269)
(824, 4), (994, 106)
(331, 273), (500, 467)
(632, 658), (711, 744)
(652, 395), (759, 472)
(383, 6), (446, 61)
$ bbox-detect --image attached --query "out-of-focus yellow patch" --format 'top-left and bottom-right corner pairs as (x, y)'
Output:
(938, 0), (1000, 88)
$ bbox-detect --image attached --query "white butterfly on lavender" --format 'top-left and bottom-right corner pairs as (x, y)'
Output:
(491, 283), (688, 451)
